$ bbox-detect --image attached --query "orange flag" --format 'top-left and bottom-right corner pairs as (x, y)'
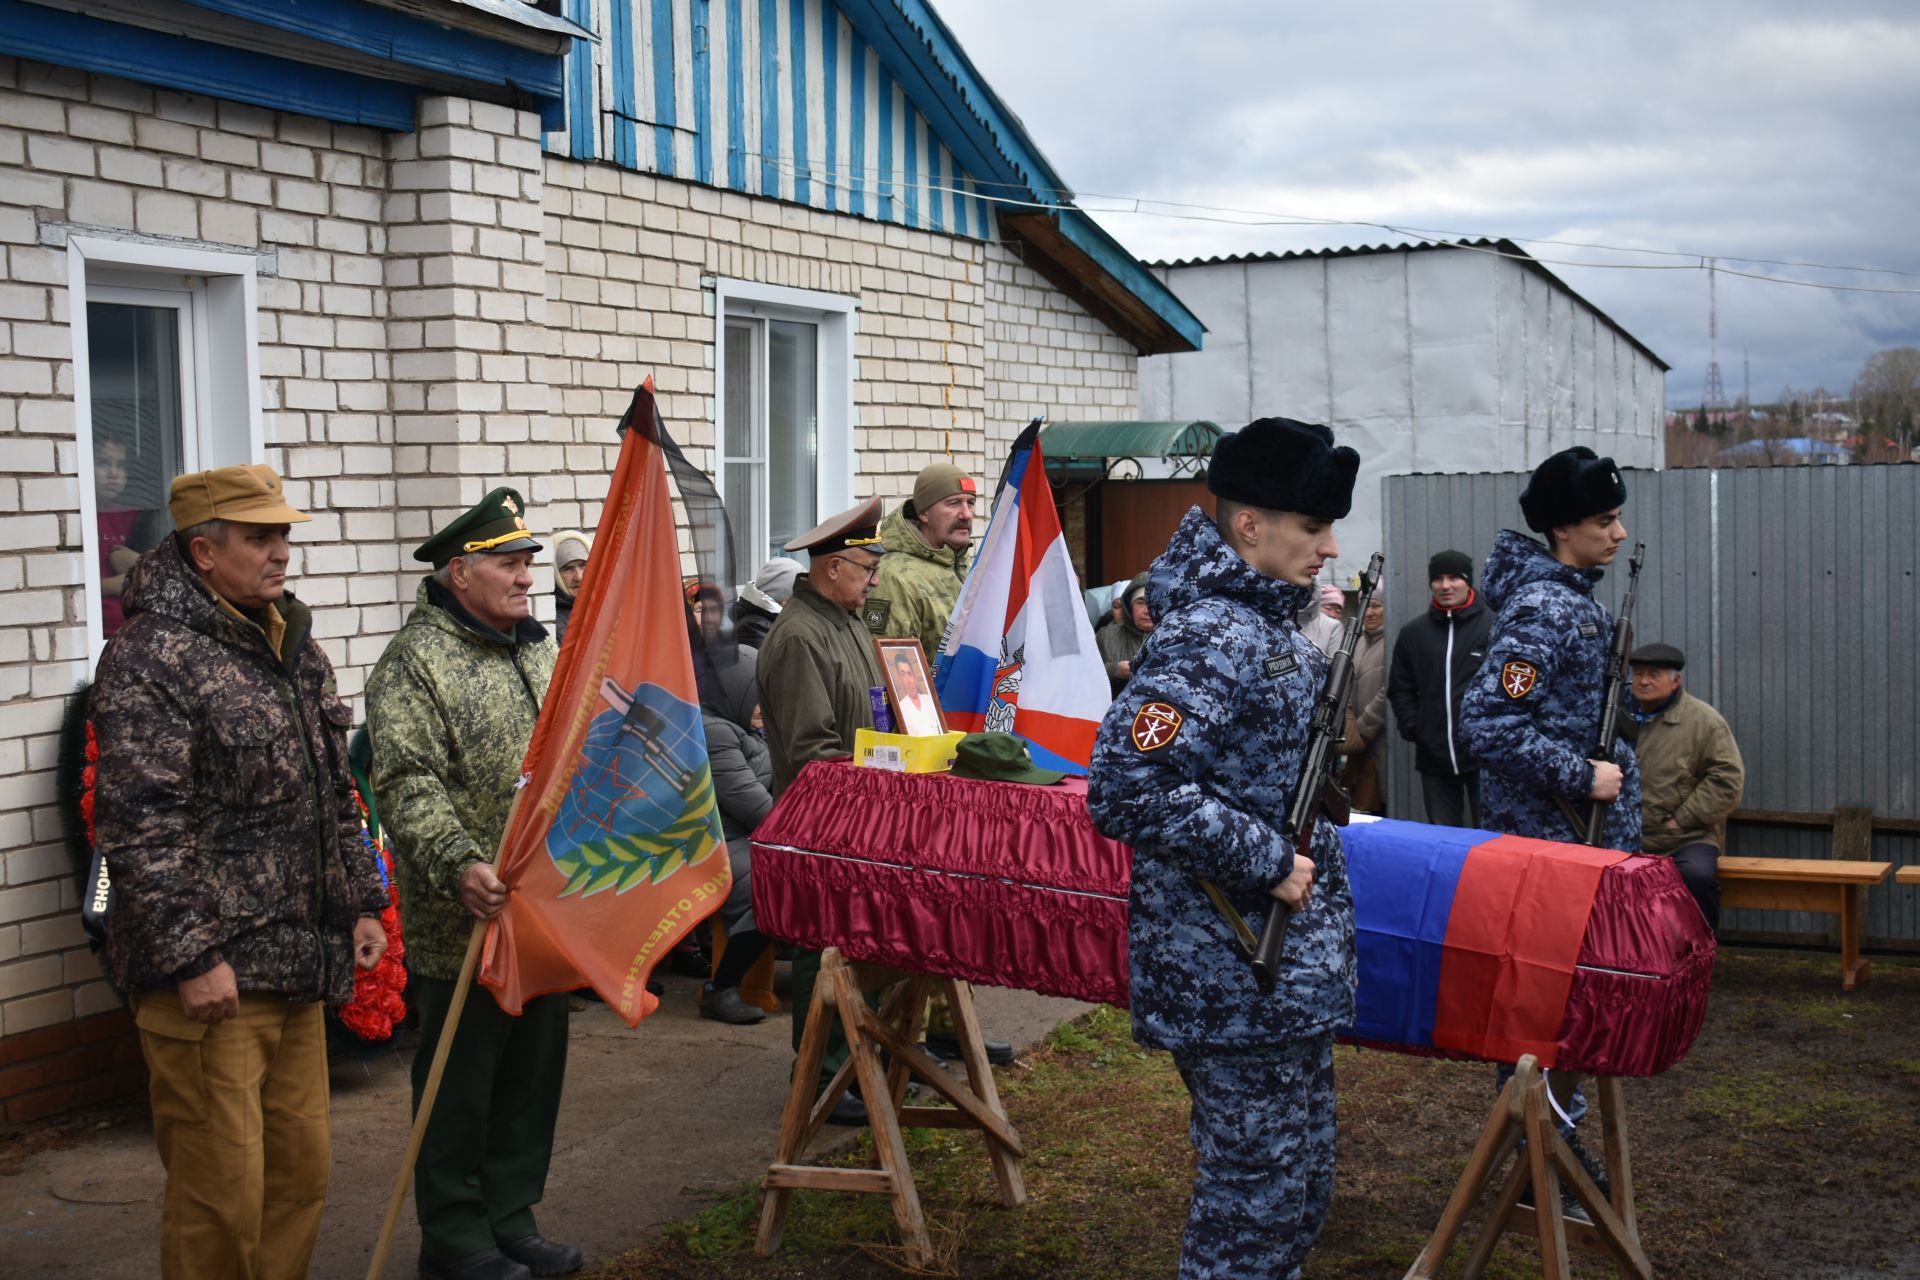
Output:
(479, 382), (730, 1026)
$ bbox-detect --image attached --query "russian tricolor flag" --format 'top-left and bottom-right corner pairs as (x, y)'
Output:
(935, 421), (1110, 775)
(1342, 818), (1630, 1066)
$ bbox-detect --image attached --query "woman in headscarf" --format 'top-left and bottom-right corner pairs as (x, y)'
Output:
(1096, 572), (1154, 695)
(552, 530), (590, 645)
(697, 645), (778, 1023)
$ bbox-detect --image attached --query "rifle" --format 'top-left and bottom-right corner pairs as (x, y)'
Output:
(1576, 542), (1646, 845)
(1198, 553), (1385, 994)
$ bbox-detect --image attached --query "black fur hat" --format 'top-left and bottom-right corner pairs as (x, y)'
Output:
(1519, 447), (1627, 533)
(1205, 417), (1360, 520)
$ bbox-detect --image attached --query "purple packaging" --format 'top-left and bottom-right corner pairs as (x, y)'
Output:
(869, 685), (895, 734)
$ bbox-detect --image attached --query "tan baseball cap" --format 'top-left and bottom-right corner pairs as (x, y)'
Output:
(169, 464), (310, 529)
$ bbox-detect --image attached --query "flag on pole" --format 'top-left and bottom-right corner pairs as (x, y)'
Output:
(479, 382), (729, 1026)
(934, 420), (1110, 775)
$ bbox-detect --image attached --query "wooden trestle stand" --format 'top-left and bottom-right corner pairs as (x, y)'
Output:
(754, 947), (1026, 1268)
(1406, 1055), (1651, 1280)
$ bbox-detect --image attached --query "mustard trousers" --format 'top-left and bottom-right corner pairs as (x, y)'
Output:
(133, 993), (331, 1280)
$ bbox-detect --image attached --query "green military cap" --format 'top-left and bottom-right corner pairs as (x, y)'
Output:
(412, 486), (543, 568)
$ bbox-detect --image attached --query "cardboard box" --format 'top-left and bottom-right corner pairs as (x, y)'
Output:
(853, 728), (965, 773)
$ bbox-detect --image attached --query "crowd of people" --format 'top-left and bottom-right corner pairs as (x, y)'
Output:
(85, 418), (1744, 1280)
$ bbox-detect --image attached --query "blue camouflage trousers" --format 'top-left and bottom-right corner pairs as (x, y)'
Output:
(1171, 1033), (1337, 1280)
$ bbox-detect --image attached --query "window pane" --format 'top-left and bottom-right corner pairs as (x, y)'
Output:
(767, 319), (818, 560)
(723, 322), (755, 460)
(724, 460), (761, 578)
(88, 302), (183, 639)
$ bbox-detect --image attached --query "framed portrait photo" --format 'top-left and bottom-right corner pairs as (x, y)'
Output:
(874, 637), (946, 737)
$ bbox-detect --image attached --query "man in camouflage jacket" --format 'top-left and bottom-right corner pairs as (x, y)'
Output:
(92, 464), (388, 1280)
(1089, 418), (1360, 1280)
(864, 462), (975, 659)
(367, 488), (573, 1280)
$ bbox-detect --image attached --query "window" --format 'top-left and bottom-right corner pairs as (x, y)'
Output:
(67, 236), (262, 663)
(713, 280), (855, 576)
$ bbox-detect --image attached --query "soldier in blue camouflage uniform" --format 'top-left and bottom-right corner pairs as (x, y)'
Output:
(1088, 418), (1360, 1280)
(1457, 446), (1639, 1210)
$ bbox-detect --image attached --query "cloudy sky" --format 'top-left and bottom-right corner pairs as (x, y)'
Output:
(936, 0), (1920, 408)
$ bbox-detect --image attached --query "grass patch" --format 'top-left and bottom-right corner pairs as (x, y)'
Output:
(589, 951), (1920, 1280)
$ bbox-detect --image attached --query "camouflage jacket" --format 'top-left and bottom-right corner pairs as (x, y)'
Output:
(366, 580), (555, 979)
(91, 536), (385, 1003)
(1087, 507), (1357, 1053)
(1458, 530), (1642, 851)
(865, 503), (969, 659)
(757, 576), (881, 795)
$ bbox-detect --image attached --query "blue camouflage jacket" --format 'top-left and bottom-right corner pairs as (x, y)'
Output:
(1458, 529), (1642, 851)
(1088, 507), (1358, 1053)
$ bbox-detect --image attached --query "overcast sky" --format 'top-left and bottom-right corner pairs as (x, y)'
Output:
(936, 0), (1920, 408)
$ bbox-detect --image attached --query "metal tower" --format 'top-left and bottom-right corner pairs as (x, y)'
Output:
(1702, 259), (1726, 409)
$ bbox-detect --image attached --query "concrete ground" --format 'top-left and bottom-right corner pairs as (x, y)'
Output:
(0, 969), (1091, 1279)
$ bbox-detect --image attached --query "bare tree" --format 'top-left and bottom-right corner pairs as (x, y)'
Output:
(1853, 348), (1920, 462)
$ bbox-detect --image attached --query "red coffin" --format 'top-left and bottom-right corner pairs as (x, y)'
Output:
(751, 763), (1713, 1076)
(751, 761), (1133, 1007)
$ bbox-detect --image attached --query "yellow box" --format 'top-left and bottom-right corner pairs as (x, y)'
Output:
(854, 728), (966, 774)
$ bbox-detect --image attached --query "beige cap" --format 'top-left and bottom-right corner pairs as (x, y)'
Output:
(169, 464), (310, 529)
(906, 462), (977, 519)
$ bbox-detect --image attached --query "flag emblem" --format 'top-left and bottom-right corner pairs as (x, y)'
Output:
(1130, 702), (1183, 752)
(1501, 661), (1538, 699)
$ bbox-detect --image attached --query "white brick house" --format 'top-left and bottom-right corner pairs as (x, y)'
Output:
(0, 0), (1200, 1121)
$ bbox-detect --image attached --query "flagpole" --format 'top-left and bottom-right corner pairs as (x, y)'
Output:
(366, 787), (527, 1280)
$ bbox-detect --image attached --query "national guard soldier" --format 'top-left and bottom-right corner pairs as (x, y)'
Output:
(1087, 417), (1360, 1280)
(1457, 445), (1640, 1215)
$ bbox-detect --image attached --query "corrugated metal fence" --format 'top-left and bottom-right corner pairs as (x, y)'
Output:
(1380, 464), (1920, 951)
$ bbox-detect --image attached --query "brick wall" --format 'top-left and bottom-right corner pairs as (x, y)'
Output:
(0, 52), (1138, 1123)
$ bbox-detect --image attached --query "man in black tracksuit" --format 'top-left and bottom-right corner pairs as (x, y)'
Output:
(1387, 549), (1494, 828)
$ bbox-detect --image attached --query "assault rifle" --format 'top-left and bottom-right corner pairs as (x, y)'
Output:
(1199, 553), (1384, 995)
(1575, 542), (1646, 846)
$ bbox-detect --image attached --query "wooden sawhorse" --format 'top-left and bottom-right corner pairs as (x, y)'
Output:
(1406, 1055), (1650, 1280)
(754, 948), (1025, 1268)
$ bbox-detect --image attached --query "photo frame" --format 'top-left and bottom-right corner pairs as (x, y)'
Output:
(873, 637), (946, 737)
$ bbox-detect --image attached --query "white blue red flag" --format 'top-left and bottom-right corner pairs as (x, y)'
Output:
(934, 420), (1110, 774)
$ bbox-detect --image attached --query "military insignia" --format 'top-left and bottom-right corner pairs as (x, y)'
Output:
(1130, 702), (1183, 752)
(862, 599), (891, 632)
(1264, 652), (1297, 679)
(1501, 660), (1538, 700)
(501, 495), (519, 515)
(1579, 622), (1599, 639)
(513, 514), (529, 532)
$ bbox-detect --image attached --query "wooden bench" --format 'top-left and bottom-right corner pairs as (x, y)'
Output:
(1717, 857), (1892, 990)
(1896, 866), (1920, 886)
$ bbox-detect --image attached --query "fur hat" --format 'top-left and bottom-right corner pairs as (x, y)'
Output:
(1519, 447), (1627, 533)
(1205, 417), (1359, 520)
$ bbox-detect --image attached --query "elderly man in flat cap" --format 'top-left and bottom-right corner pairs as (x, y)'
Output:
(91, 464), (389, 1280)
(367, 488), (577, 1280)
(756, 496), (887, 1125)
(1629, 642), (1743, 930)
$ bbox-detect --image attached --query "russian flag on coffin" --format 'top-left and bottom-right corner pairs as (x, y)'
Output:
(1341, 818), (1630, 1068)
(934, 421), (1111, 775)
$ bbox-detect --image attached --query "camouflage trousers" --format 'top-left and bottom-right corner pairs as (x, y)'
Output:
(1171, 1032), (1337, 1280)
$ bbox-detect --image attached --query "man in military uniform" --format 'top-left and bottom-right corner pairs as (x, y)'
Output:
(865, 462), (976, 658)
(756, 497), (886, 1125)
(1088, 418), (1361, 1280)
(367, 489), (577, 1280)
(93, 465), (389, 1280)
(1457, 446), (1640, 1214)
(1630, 642), (1743, 929)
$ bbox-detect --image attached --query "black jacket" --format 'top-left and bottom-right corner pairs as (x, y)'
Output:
(1387, 593), (1494, 777)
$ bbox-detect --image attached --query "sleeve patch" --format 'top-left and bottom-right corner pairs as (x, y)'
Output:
(1501, 660), (1539, 700)
(1131, 702), (1184, 752)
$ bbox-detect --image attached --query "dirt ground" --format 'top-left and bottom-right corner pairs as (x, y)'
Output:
(592, 947), (1920, 1280)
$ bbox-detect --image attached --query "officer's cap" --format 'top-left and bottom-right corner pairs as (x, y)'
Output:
(784, 496), (884, 558)
(413, 486), (542, 568)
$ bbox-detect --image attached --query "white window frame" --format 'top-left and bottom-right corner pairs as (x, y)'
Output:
(712, 278), (856, 570)
(68, 236), (262, 667)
